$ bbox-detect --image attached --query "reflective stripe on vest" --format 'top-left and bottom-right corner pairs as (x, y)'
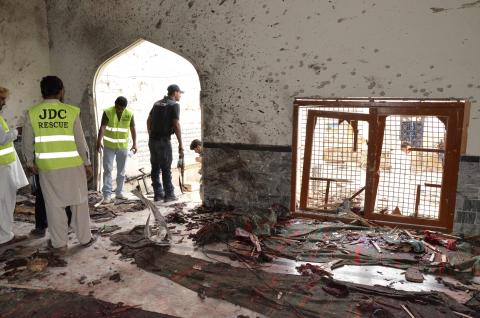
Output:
(103, 136), (127, 143)
(103, 106), (132, 149)
(28, 101), (84, 172)
(35, 151), (80, 159)
(0, 116), (16, 165)
(35, 135), (75, 143)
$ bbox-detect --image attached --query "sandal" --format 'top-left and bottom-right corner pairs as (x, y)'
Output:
(82, 235), (98, 247)
(0, 235), (28, 247)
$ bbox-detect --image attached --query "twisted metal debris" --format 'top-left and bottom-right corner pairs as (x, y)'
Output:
(132, 189), (171, 246)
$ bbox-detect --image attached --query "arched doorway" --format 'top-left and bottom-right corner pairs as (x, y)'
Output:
(93, 39), (202, 197)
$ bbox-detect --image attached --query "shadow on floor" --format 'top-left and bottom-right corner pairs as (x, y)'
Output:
(0, 286), (179, 318)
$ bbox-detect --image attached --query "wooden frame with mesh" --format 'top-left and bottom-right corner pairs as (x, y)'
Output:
(291, 98), (469, 231)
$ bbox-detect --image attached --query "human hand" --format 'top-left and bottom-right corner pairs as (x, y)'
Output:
(130, 144), (138, 154)
(96, 142), (103, 154)
(28, 165), (38, 175)
(85, 165), (93, 181)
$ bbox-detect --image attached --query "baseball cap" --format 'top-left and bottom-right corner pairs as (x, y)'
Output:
(167, 84), (184, 94)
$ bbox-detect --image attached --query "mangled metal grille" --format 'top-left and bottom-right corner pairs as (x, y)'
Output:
(375, 116), (446, 219)
(293, 98), (467, 231)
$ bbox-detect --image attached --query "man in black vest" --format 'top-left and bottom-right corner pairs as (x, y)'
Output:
(147, 84), (184, 202)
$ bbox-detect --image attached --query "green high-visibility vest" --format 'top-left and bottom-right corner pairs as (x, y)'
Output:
(0, 115), (16, 165)
(28, 101), (84, 172)
(103, 106), (132, 149)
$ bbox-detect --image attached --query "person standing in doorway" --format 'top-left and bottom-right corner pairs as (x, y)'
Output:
(96, 97), (137, 203)
(147, 84), (184, 202)
(0, 86), (29, 246)
(23, 76), (95, 250)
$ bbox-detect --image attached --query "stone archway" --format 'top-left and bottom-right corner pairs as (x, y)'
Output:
(92, 38), (202, 196)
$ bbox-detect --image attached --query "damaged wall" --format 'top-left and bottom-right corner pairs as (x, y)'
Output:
(454, 156), (480, 236)
(0, 0), (50, 127)
(41, 0), (480, 208)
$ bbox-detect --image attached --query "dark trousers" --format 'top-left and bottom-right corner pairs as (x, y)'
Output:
(149, 138), (174, 196)
(33, 174), (71, 229)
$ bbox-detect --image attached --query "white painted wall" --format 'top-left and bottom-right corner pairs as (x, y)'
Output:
(0, 0), (50, 127)
(44, 0), (480, 154)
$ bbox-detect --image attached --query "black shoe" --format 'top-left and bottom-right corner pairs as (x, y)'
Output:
(154, 192), (165, 202)
(164, 195), (178, 203)
(30, 228), (46, 237)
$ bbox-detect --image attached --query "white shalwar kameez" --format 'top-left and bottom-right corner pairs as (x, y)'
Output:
(0, 118), (28, 244)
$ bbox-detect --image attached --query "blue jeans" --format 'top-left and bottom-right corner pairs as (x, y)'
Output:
(102, 147), (128, 197)
(149, 138), (174, 197)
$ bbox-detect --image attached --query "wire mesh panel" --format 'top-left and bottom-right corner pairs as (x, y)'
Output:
(307, 118), (369, 210)
(293, 98), (466, 231)
(374, 116), (446, 219)
(296, 106), (368, 207)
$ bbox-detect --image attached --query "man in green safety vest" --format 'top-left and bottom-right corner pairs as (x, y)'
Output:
(0, 86), (29, 246)
(96, 96), (137, 203)
(23, 76), (95, 251)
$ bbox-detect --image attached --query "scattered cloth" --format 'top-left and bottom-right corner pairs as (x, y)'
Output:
(111, 226), (478, 318)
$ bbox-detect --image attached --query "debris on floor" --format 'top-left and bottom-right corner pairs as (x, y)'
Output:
(133, 189), (171, 246)
(14, 191), (147, 224)
(0, 250), (67, 282)
(91, 224), (122, 236)
(6, 193), (480, 317)
(14, 194), (36, 223)
(110, 226), (479, 318)
(193, 204), (289, 245)
(88, 191), (146, 222)
(405, 267), (425, 283)
(109, 272), (122, 282)
(296, 261), (338, 278)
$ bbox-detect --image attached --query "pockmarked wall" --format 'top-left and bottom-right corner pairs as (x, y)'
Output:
(0, 0), (51, 127)
(44, 0), (480, 208)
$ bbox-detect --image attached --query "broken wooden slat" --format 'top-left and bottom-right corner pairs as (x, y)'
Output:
(441, 254), (448, 264)
(349, 186), (366, 200)
(425, 230), (461, 240)
(452, 311), (474, 318)
(404, 230), (415, 239)
(401, 304), (416, 318)
(423, 240), (442, 253)
(370, 241), (382, 253)
(414, 185), (421, 218)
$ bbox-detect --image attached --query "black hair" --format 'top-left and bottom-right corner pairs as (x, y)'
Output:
(190, 139), (202, 150)
(115, 96), (128, 107)
(40, 76), (64, 98)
